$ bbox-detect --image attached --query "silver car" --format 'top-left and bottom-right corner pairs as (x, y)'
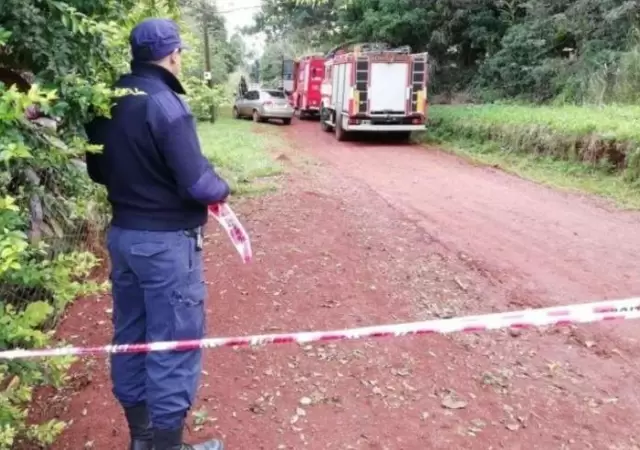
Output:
(232, 89), (294, 125)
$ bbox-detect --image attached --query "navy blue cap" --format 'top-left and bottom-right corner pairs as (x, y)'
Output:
(129, 18), (188, 62)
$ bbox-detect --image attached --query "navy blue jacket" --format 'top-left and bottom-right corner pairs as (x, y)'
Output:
(85, 62), (229, 231)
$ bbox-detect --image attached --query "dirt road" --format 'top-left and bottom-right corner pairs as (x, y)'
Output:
(32, 120), (640, 449)
(287, 121), (640, 353)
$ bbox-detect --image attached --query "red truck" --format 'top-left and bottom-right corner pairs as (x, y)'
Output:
(292, 54), (325, 119)
(282, 54), (326, 119)
(319, 42), (429, 141)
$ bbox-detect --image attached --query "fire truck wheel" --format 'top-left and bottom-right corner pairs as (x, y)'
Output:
(299, 111), (307, 120)
(320, 107), (332, 132)
(334, 115), (348, 142)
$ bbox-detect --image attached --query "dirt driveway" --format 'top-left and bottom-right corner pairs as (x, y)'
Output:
(32, 120), (640, 449)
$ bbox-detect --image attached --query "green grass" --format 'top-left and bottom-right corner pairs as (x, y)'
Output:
(198, 113), (285, 195)
(420, 104), (640, 209)
(432, 104), (640, 140)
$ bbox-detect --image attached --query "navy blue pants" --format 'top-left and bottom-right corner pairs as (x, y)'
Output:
(107, 226), (206, 430)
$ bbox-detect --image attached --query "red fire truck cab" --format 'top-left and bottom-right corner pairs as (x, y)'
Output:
(319, 42), (428, 141)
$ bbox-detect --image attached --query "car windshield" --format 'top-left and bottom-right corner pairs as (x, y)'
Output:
(264, 90), (286, 99)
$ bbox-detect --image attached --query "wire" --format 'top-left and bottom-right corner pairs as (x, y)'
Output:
(215, 4), (263, 14)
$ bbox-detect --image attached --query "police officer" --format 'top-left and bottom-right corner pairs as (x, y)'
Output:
(85, 18), (228, 450)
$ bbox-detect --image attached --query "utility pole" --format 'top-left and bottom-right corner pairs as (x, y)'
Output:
(202, 0), (215, 123)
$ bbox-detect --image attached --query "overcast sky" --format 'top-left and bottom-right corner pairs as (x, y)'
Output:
(214, 0), (266, 58)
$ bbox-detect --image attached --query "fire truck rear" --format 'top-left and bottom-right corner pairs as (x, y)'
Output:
(320, 43), (428, 141)
(292, 54), (325, 119)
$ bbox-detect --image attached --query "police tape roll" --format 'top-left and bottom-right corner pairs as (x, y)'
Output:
(1, 297), (639, 360)
(209, 203), (252, 263)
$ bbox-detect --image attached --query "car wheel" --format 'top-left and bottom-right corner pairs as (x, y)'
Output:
(252, 110), (263, 123)
(232, 107), (240, 119)
(282, 118), (292, 125)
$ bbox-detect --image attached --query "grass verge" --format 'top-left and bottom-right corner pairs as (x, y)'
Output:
(421, 104), (640, 209)
(198, 113), (285, 195)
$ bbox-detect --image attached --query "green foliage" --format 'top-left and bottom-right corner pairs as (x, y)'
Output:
(0, 0), (230, 447)
(177, 17), (229, 117)
(248, 0), (339, 48)
(245, 0), (338, 85)
(253, 0), (640, 104)
(421, 106), (640, 208)
(426, 104), (640, 185)
(257, 37), (321, 86)
(0, 1), (113, 443)
(180, 0), (248, 100)
(249, 60), (261, 83)
(473, 1), (640, 103)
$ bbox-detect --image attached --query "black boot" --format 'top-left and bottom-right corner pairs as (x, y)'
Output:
(153, 426), (224, 450)
(124, 403), (153, 450)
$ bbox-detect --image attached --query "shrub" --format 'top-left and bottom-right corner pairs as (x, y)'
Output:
(426, 104), (640, 184)
(0, 0), (222, 447)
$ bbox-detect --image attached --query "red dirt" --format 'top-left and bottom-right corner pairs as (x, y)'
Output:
(30, 119), (640, 449)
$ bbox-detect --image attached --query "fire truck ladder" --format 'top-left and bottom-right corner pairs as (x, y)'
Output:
(355, 56), (369, 114)
(410, 53), (428, 114)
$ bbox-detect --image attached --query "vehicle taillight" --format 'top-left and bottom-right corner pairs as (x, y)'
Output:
(412, 117), (423, 125)
(348, 88), (359, 116)
(416, 89), (426, 114)
(263, 101), (273, 107)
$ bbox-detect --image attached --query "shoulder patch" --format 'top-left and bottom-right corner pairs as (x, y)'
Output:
(150, 90), (192, 124)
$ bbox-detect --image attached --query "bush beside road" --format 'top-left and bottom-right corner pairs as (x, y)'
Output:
(423, 104), (640, 208)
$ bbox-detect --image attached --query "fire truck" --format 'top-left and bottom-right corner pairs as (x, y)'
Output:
(282, 54), (326, 119)
(291, 54), (325, 119)
(319, 42), (428, 141)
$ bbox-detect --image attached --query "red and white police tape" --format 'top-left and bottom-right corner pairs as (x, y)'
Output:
(1, 297), (639, 360)
(208, 203), (252, 263)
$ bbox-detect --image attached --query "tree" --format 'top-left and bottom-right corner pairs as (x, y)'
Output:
(250, 0), (640, 103)
(246, 0), (340, 48)
(0, 2), (135, 445)
(249, 59), (261, 83)
(227, 32), (248, 71)
(476, 0), (640, 102)
(180, 0), (247, 85)
(0, 1), (217, 447)
(257, 36), (320, 86)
